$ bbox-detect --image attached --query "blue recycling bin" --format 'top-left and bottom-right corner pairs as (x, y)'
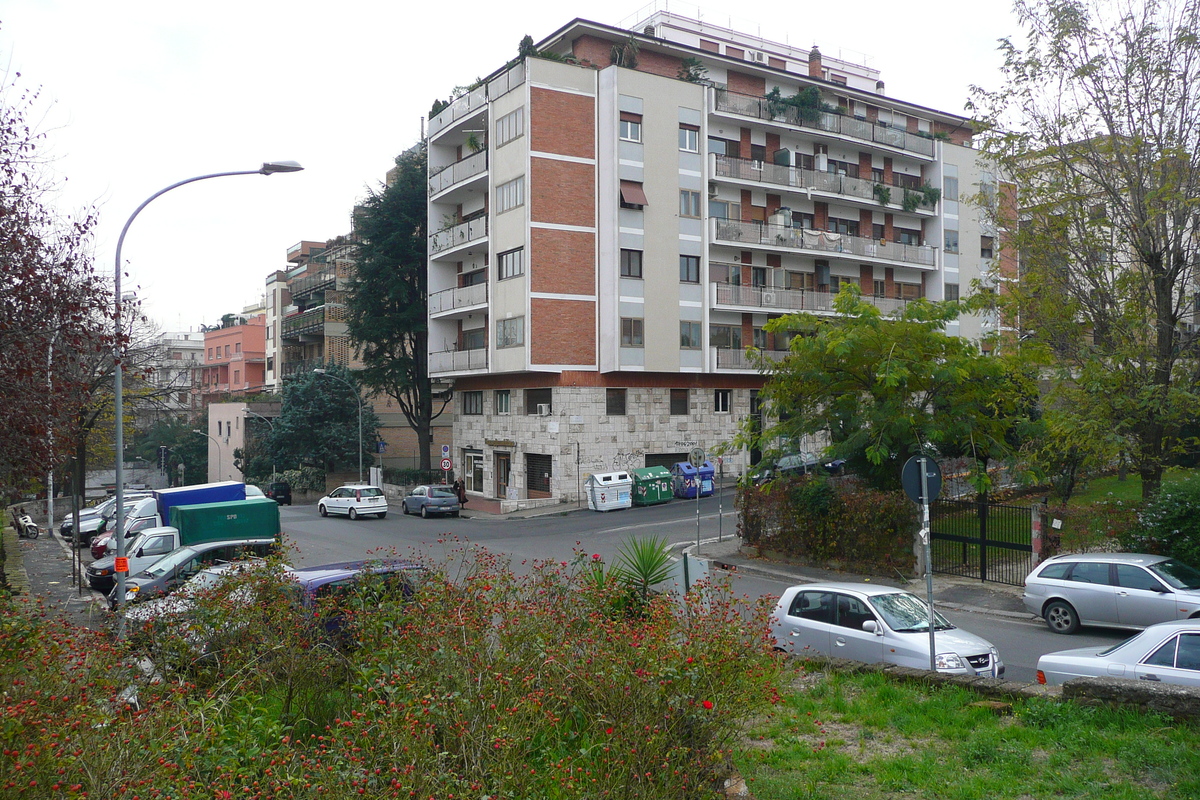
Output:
(698, 461), (715, 497)
(671, 462), (699, 499)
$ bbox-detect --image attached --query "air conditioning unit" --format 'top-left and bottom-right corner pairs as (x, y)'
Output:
(747, 50), (766, 63)
(707, 182), (719, 197)
(537, 404), (551, 416)
(761, 291), (777, 306)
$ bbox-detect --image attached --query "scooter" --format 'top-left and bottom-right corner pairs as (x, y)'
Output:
(15, 508), (40, 539)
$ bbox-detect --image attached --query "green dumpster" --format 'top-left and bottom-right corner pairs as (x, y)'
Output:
(631, 466), (673, 506)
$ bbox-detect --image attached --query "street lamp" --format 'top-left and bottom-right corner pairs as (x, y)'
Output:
(313, 368), (363, 484)
(244, 409), (277, 482)
(192, 430), (223, 482)
(111, 161), (302, 617)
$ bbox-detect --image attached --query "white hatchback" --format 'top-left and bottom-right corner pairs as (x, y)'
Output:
(318, 485), (389, 520)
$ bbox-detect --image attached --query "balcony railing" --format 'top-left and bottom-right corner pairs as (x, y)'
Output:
(430, 217), (488, 255)
(289, 270), (338, 300)
(429, 282), (488, 315)
(712, 347), (791, 370)
(280, 358), (328, 378)
(429, 347), (488, 373)
(428, 62), (525, 138)
(713, 155), (931, 210)
(711, 281), (916, 316)
(713, 219), (937, 268)
(713, 89), (936, 158)
(428, 150), (488, 197)
(280, 307), (326, 339)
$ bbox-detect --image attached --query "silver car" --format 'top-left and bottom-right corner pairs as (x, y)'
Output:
(401, 485), (461, 518)
(1036, 620), (1200, 687)
(770, 582), (1004, 677)
(1023, 553), (1200, 635)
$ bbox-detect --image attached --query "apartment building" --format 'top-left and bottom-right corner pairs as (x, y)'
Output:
(428, 11), (1001, 506)
(148, 330), (204, 418)
(191, 313), (267, 408)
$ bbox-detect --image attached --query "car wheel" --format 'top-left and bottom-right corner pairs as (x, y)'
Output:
(318, 504), (327, 517)
(453, 510), (460, 518)
(1044, 600), (1079, 634)
(401, 502), (409, 515)
(349, 508), (358, 521)
(421, 505), (429, 519)
(377, 512), (387, 519)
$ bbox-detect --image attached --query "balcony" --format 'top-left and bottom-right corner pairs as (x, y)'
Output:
(289, 270), (338, 301)
(280, 358), (328, 378)
(280, 307), (327, 339)
(428, 150), (488, 198)
(713, 89), (936, 158)
(428, 62), (526, 139)
(429, 347), (488, 374)
(712, 155), (935, 214)
(711, 281), (917, 316)
(712, 347), (791, 372)
(430, 217), (488, 257)
(429, 283), (488, 318)
(713, 218), (937, 268)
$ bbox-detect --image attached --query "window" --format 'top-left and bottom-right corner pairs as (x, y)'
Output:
(827, 217), (858, 236)
(208, 347), (213, 359)
(670, 389), (689, 416)
(234, 342), (241, 353)
(944, 283), (960, 301)
(606, 388), (627, 416)
(233, 369), (240, 384)
(678, 125), (699, 152)
(943, 176), (959, 202)
(788, 591), (835, 623)
(619, 113), (642, 142)
(462, 328), (485, 350)
(680, 321), (702, 349)
(496, 108), (524, 147)
(873, 279), (886, 298)
(620, 249), (643, 278)
(980, 236), (994, 259)
(896, 283), (920, 301)
(619, 180), (648, 209)
(944, 229), (959, 254)
(1115, 565), (1166, 592)
(753, 328), (768, 349)
(224, 345), (230, 357)
(751, 266), (768, 287)
(463, 268), (487, 286)
(709, 200), (738, 219)
(896, 227), (921, 246)
(620, 318), (644, 347)
(499, 247), (524, 280)
(1067, 562), (1111, 585)
(497, 177), (525, 213)
(714, 389), (731, 413)
(525, 387), (551, 415)
(496, 317), (524, 348)
(462, 391), (483, 415)
(793, 211), (815, 230)
(679, 190), (701, 218)
(679, 255), (700, 283)
(709, 325), (742, 349)
(834, 594), (876, 630)
(708, 136), (739, 157)
(873, 223), (886, 240)
(788, 271), (815, 291)
(494, 390), (510, 414)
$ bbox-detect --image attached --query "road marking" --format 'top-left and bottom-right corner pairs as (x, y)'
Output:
(598, 511), (736, 535)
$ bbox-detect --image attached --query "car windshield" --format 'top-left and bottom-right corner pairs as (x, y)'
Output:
(142, 547), (199, 578)
(358, 487), (383, 498)
(870, 592), (955, 632)
(1097, 631), (1147, 657)
(1148, 559), (1200, 590)
(430, 488), (456, 498)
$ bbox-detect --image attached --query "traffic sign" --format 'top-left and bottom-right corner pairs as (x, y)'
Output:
(688, 447), (705, 468)
(901, 455), (942, 505)
(441, 458), (453, 471)
(442, 445), (450, 457)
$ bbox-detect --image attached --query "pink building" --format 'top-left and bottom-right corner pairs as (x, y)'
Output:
(193, 314), (267, 408)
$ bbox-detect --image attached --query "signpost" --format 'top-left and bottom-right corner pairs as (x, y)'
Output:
(689, 447), (704, 552)
(441, 457), (452, 484)
(902, 454), (943, 672)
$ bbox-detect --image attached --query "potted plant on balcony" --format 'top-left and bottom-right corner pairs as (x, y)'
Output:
(872, 184), (892, 205)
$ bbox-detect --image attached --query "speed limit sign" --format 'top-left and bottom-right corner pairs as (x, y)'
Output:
(441, 458), (453, 471)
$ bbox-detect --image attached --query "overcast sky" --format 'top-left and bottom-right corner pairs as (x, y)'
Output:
(2, 0), (1021, 332)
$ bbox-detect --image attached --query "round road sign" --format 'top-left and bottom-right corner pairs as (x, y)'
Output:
(440, 458), (452, 471)
(688, 447), (705, 468)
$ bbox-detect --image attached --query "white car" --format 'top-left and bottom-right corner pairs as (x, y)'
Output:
(318, 485), (388, 520)
(1036, 620), (1200, 687)
(771, 582), (1004, 677)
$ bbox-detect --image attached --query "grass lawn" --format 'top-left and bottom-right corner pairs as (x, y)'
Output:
(739, 666), (1200, 799)
(1069, 469), (1194, 506)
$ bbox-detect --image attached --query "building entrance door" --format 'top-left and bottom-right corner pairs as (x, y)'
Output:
(495, 452), (511, 499)
(464, 451), (483, 492)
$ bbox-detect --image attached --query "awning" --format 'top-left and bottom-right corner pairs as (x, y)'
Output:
(620, 180), (648, 206)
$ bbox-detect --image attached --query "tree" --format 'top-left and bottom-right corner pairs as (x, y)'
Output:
(971, 0), (1200, 499)
(129, 411), (209, 486)
(750, 288), (1040, 491)
(270, 365), (380, 475)
(345, 144), (448, 472)
(0, 71), (112, 497)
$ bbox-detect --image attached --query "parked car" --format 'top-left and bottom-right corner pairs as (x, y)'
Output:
(1023, 553), (1200, 635)
(288, 559), (427, 638)
(62, 493), (151, 544)
(318, 485), (388, 520)
(265, 481), (292, 506)
(770, 582), (1004, 677)
(1036, 620), (1200, 687)
(86, 526), (180, 593)
(114, 538), (279, 607)
(245, 485), (266, 499)
(401, 485), (461, 518)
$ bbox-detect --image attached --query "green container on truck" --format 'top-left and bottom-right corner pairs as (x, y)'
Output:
(168, 497), (281, 546)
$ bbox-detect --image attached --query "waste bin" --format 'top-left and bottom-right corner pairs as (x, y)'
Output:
(631, 466), (673, 506)
(671, 462), (699, 499)
(584, 471), (633, 512)
(698, 461), (716, 497)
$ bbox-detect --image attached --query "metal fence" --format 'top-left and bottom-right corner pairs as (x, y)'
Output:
(930, 499), (1033, 586)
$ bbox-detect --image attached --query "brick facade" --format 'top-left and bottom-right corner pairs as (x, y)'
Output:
(530, 158), (595, 228)
(530, 298), (595, 365)
(530, 88), (596, 159)
(530, 228), (595, 295)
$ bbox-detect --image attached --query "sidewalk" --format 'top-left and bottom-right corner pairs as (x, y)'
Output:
(2, 524), (110, 631)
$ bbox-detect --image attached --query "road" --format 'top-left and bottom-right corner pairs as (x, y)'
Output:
(280, 496), (1134, 683)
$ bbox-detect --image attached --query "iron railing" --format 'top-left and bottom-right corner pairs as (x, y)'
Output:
(713, 218), (936, 267)
(428, 150), (488, 196)
(430, 217), (489, 255)
(429, 347), (488, 373)
(710, 280), (915, 315)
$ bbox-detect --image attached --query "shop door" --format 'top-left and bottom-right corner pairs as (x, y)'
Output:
(495, 452), (511, 499)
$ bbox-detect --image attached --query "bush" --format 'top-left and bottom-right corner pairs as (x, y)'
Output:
(381, 466), (446, 487)
(1119, 474), (1200, 563)
(739, 475), (917, 575)
(275, 465), (325, 493)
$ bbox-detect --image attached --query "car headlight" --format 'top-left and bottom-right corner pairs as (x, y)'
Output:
(125, 585), (140, 598)
(94, 567), (112, 577)
(934, 652), (964, 670)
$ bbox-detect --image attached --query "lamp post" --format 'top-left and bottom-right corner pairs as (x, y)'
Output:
(313, 368), (363, 484)
(111, 161), (302, 619)
(192, 430), (223, 482)
(244, 409), (277, 482)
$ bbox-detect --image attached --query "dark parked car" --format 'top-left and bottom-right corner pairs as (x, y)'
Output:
(115, 538), (279, 607)
(265, 481), (292, 506)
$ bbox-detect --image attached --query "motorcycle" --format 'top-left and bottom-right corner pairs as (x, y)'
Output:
(15, 508), (40, 539)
